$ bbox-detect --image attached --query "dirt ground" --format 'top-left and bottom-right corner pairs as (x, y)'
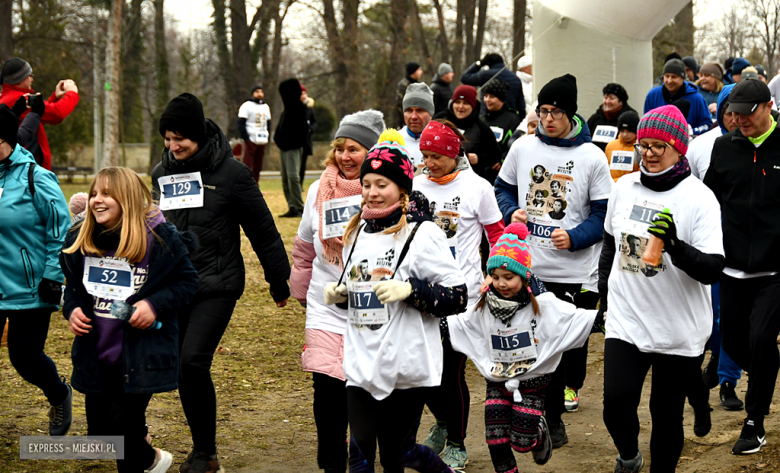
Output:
(0, 179), (779, 472)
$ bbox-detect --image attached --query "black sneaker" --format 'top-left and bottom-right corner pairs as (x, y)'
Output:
(720, 382), (745, 411)
(532, 416), (553, 465)
(48, 381), (72, 436)
(279, 209), (303, 218)
(614, 451), (644, 473)
(547, 418), (568, 448)
(701, 353), (720, 390)
(693, 405), (712, 437)
(732, 418), (766, 455)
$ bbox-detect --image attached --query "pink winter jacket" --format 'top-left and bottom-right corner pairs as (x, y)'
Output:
(290, 235), (315, 301)
(302, 329), (345, 381)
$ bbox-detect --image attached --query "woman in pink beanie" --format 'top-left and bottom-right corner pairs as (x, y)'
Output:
(598, 104), (726, 472)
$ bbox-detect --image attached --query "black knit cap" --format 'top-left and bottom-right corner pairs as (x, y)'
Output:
(251, 84), (263, 93)
(537, 74), (578, 118)
(617, 110), (640, 134)
(158, 93), (207, 145)
(0, 104), (19, 149)
(360, 131), (415, 194)
(406, 62), (421, 76)
(482, 79), (509, 102)
(603, 83), (628, 104)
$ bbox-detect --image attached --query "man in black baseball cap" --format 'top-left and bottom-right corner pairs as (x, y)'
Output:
(726, 79), (773, 137)
(703, 74), (780, 456)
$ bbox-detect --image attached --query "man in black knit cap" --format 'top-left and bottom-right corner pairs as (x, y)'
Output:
(482, 79), (522, 161)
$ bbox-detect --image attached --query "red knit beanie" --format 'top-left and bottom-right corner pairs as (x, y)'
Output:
(452, 85), (477, 109)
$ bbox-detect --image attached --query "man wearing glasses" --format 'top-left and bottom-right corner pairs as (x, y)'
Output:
(494, 73), (613, 448)
(0, 58), (80, 171)
(704, 78), (780, 456)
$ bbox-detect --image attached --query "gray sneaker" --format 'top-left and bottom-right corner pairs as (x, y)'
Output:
(440, 444), (467, 470)
(49, 382), (72, 436)
(422, 423), (447, 454)
(615, 451), (644, 473)
(532, 417), (553, 465)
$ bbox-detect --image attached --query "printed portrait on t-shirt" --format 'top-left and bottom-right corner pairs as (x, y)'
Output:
(532, 190), (546, 208)
(357, 259), (371, 281)
(548, 199), (566, 220)
(550, 180), (564, 198)
(532, 165), (546, 184)
(619, 233), (665, 277)
(525, 164), (572, 220)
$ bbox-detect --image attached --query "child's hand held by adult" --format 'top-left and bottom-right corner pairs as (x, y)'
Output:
(68, 307), (92, 336)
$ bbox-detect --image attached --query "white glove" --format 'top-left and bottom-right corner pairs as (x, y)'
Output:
(324, 283), (347, 305)
(505, 378), (523, 403)
(373, 280), (412, 304)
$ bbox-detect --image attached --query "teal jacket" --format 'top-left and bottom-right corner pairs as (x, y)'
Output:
(0, 144), (70, 310)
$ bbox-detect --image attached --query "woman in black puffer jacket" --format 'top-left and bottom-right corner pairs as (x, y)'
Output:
(151, 93), (291, 472)
(434, 85), (503, 185)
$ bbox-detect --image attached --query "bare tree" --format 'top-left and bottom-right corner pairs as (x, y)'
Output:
(432, 0), (450, 64)
(474, 0), (488, 60)
(149, 0), (170, 171)
(410, 0), (433, 71)
(103, 0), (123, 166)
(321, 0), (361, 119)
(511, 0), (527, 71)
(744, 0), (780, 75)
(0, 0), (12, 61)
(717, 7), (753, 59)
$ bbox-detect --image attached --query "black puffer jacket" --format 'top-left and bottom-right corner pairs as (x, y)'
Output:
(274, 78), (308, 152)
(434, 104), (503, 184)
(152, 119), (291, 301)
(431, 74), (454, 115)
(586, 104), (636, 151)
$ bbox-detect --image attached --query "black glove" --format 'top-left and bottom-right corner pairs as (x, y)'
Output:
(39, 278), (63, 305)
(592, 306), (606, 334)
(27, 94), (45, 116)
(648, 208), (680, 250)
(11, 95), (27, 118)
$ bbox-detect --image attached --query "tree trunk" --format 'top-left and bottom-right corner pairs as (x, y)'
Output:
(0, 0), (13, 61)
(341, 0), (361, 116)
(149, 0), (170, 171)
(432, 0), (449, 64)
(227, 0), (255, 138)
(383, 0), (410, 123)
(410, 0), (432, 72)
(511, 0), (526, 71)
(121, 0), (145, 143)
(212, 0), (238, 134)
(266, 0), (284, 122)
(452, 0), (464, 76)
(673, 1), (694, 57)
(103, 0), (122, 166)
(463, 0), (477, 65)
(474, 0), (488, 61)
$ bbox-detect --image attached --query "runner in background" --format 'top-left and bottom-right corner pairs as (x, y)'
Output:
(600, 105), (724, 471)
(237, 84), (271, 183)
(587, 83), (636, 152)
(495, 74), (613, 448)
(152, 93), (291, 473)
(324, 130), (466, 472)
(399, 83), (435, 171)
(61, 167), (199, 473)
(0, 104), (72, 436)
(291, 109), (385, 473)
(603, 111), (640, 182)
(414, 119), (505, 470)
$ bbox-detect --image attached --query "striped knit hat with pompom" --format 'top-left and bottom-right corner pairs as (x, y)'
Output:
(637, 105), (689, 157)
(487, 223), (533, 279)
(360, 129), (416, 194)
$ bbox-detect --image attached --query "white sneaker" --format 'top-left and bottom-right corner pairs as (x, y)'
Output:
(145, 448), (173, 473)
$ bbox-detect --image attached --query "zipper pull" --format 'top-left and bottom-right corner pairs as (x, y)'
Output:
(754, 150), (757, 163)
(763, 169), (767, 176)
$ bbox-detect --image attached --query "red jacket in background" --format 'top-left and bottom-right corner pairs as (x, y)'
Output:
(0, 83), (80, 170)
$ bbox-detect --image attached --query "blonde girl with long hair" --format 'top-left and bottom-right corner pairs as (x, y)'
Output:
(290, 109), (385, 472)
(323, 130), (467, 472)
(61, 167), (199, 473)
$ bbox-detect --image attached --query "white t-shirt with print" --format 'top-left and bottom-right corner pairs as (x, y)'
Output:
(342, 221), (465, 400)
(297, 180), (362, 335)
(414, 170), (503, 303)
(688, 126), (722, 180)
(447, 292), (596, 382)
(497, 136), (614, 284)
(604, 173), (724, 356)
(238, 101), (272, 145)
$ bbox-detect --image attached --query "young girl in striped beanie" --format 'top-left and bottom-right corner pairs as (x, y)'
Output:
(442, 223), (602, 472)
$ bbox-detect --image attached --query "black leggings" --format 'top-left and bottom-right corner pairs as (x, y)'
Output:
(0, 308), (69, 405)
(425, 337), (470, 447)
(313, 373), (348, 471)
(541, 282), (588, 422)
(603, 339), (701, 473)
(177, 295), (237, 455)
(347, 387), (451, 473)
(86, 364), (156, 473)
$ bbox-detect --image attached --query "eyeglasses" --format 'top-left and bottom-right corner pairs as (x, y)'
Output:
(536, 108), (565, 120)
(634, 143), (668, 157)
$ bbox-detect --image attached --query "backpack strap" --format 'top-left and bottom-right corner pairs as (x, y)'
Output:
(28, 162), (35, 198)
(392, 222), (422, 276)
(337, 223), (364, 286)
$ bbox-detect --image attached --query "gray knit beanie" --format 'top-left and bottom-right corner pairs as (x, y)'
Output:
(1, 58), (32, 84)
(334, 109), (386, 151)
(403, 83), (435, 116)
(438, 63), (453, 76)
(663, 58), (687, 79)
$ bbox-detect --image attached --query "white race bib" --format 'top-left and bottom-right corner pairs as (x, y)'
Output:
(526, 215), (560, 250)
(610, 150), (634, 171)
(83, 257), (134, 301)
(347, 280), (389, 325)
(158, 172), (204, 211)
(254, 129), (269, 145)
(490, 126), (504, 142)
(489, 323), (537, 363)
(322, 195), (362, 239)
(592, 125), (619, 143)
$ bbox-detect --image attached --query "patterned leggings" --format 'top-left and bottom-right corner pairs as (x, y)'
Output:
(484, 375), (551, 473)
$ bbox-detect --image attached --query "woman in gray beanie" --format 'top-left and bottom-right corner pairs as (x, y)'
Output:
(290, 109), (385, 472)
